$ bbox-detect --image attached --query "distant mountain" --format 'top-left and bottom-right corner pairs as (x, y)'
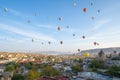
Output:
(77, 47), (120, 56)
(35, 51), (72, 55)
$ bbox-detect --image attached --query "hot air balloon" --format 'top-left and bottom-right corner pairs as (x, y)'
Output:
(35, 12), (37, 16)
(83, 8), (87, 12)
(92, 17), (94, 20)
(58, 27), (61, 31)
(32, 39), (34, 42)
(94, 42), (97, 46)
(60, 41), (63, 44)
(59, 17), (62, 21)
(82, 35), (85, 39)
(73, 34), (75, 36)
(4, 8), (8, 12)
(41, 42), (44, 45)
(66, 26), (69, 29)
(91, 3), (93, 6)
(98, 9), (100, 13)
(97, 43), (99, 46)
(48, 41), (51, 44)
(78, 49), (80, 52)
(28, 20), (30, 23)
(84, 52), (90, 57)
(73, 2), (77, 7)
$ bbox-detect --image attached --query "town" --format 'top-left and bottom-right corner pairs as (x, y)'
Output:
(0, 48), (120, 80)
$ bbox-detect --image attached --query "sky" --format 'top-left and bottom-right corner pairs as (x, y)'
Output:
(0, 0), (120, 53)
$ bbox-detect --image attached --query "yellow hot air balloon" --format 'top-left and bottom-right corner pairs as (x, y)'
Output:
(84, 52), (90, 57)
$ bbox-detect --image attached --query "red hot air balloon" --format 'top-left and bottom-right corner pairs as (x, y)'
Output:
(58, 27), (61, 31)
(94, 42), (97, 46)
(83, 8), (87, 12)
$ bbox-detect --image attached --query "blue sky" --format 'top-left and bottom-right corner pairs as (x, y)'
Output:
(0, 0), (120, 53)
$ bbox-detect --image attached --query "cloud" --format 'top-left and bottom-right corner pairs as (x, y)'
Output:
(93, 19), (111, 30)
(37, 24), (54, 29)
(0, 23), (56, 41)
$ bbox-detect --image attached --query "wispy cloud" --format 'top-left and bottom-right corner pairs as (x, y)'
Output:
(0, 23), (56, 41)
(37, 24), (54, 29)
(93, 19), (111, 30)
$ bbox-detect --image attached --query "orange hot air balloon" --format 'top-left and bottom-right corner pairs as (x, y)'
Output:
(83, 8), (87, 12)
(58, 27), (61, 31)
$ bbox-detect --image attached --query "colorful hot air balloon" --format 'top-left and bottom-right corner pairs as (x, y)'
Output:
(83, 8), (87, 12)
(58, 27), (61, 31)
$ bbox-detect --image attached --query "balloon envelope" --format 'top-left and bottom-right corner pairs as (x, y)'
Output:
(83, 8), (87, 12)
(84, 52), (90, 57)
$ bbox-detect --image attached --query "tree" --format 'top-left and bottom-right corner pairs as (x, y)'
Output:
(25, 62), (33, 69)
(40, 65), (61, 77)
(105, 65), (120, 77)
(89, 59), (105, 69)
(27, 70), (40, 80)
(12, 74), (25, 80)
(5, 65), (15, 72)
(72, 64), (83, 73)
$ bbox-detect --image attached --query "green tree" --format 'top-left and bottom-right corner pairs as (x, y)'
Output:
(27, 70), (40, 80)
(5, 65), (15, 72)
(89, 59), (105, 69)
(40, 65), (61, 77)
(105, 65), (120, 77)
(12, 74), (25, 80)
(72, 64), (83, 73)
(25, 62), (33, 69)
